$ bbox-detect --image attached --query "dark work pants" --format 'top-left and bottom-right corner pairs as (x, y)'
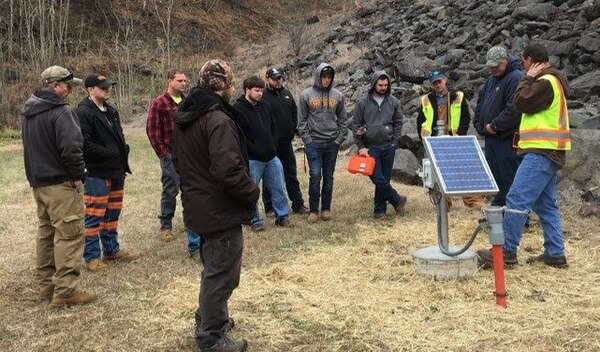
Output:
(263, 142), (305, 213)
(195, 225), (243, 347)
(484, 136), (520, 207)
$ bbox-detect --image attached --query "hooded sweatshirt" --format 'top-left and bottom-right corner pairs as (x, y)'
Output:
(473, 55), (524, 140)
(172, 85), (259, 236)
(232, 95), (277, 162)
(21, 90), (85, 187)
(298, 63), (348, 145)
(352, 71), (404, 148)
(513, 66), (570, 167)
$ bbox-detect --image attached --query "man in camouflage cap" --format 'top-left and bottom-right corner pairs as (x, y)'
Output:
(21, 65), (96, 308)
(473, 46), (524, 208)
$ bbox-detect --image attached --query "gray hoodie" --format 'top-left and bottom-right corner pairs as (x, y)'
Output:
(352, 71), (404, 148)
(298, 63), (348, 145)
(21, 90), (85, 187)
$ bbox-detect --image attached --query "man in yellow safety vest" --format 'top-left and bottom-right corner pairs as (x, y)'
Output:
(417, 69), (486, 210)
(478, 43), (570, 269)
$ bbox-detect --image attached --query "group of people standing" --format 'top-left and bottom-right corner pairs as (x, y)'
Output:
(21, 41), (570, 352)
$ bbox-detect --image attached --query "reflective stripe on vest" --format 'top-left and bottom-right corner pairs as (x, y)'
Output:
(518, 74), (571, 151)
(420, 92), (463, 138)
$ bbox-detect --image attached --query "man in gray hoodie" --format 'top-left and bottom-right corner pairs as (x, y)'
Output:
(298, 63), (348, 222)
(21, 65), (96, 308)
(352, 71), (407, 219)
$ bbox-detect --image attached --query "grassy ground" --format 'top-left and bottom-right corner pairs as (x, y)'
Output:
(0, 127), (598, 352)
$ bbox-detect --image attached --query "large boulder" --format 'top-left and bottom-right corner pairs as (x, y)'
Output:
(559, 129), (600, 190)
(392, 148), (421, 185)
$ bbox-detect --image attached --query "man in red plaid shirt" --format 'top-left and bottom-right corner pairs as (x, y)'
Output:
(146, 69), (201, 262)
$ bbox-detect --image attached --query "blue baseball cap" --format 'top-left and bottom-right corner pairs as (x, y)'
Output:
(428, 70), (444, 83)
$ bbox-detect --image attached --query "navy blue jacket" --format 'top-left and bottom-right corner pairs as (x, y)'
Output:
(473, 56), (524, 140)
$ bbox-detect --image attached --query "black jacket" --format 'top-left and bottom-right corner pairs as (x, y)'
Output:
(21, 90), (85, 187)
(233, 95), (278, 162)
(262, 85), (298, 145)
(173, 85), (259, 236)
(76, 97), (131, 178)
(416, 89), (471, 140)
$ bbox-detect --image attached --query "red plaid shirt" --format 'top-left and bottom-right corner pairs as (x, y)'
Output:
(146, 91), (184, 158)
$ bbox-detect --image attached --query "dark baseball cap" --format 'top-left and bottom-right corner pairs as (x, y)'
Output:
(84, 74), (117, 89)
(428, 70), (444, 83)
(266, 68), (283, 79)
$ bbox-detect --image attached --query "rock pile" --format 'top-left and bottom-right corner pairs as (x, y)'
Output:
(284, 0), (600, 203)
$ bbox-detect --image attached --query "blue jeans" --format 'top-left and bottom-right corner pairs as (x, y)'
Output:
(503, 153), (565, 257)
(83, 176), (124, 262)
(305, 141), (339, 213)
(263, 142), (305, 213)
(249, 157), (289, 225)
(159, 153), (201, 255)
(484, 136), (520, 206)
(368, 144), (402, 214)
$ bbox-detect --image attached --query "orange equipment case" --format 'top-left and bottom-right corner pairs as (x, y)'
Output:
(347, 154), (376, 176)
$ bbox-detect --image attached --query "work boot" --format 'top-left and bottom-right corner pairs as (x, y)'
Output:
(51, 289), (96, 309)
(104, 250), (140, 262)
(394, 195), (407, 215)
(292, 205), (308, 214)
(86, 258), (108, 272)
(198, 336), (248, 352)
(373, 213), (387, 220)
(275, 218), (292, 227)
(307, 213), (319, 223)
(250, 223), (265, 232)
(526, 253), (568, 269)
(476, 249), (518, 270)
(38, 286), (54, 302)
(321, 210), (332, 221)
(160, 229), (175, 242)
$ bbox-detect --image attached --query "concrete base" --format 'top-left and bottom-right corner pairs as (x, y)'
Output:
(412, 246), (478, 281)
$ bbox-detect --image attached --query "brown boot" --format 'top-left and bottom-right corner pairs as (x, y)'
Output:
(103, 250), (140, 262)
(394, 195), (408, 215)
(321, 210), (332, 221)
(160, 229), (175, 242)
(51, 289), (97, 308)
(86, 258), (108, 272)
(307, 212), (319, 223)
(38, 286), (54, 302)
(462, 196), (486, 210)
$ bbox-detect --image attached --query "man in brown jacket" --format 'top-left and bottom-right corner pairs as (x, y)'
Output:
(173, 59), (258, 352)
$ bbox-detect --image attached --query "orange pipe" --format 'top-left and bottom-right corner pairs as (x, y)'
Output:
(492, 245), (507, 308)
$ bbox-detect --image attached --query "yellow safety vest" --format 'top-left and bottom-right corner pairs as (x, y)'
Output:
(420, 92), (463, 138)
(518, 74), (571, 150)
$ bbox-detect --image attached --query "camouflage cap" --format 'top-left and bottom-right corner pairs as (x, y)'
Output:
(41, 65), (82, 85)
(485, 46), (508, 67)
(200, 59), (235, 92)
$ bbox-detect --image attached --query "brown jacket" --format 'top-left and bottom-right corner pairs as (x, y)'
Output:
(173, 85), (259, 236)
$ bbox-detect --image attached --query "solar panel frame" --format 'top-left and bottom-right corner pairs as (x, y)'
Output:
(423, 136), (499, 196)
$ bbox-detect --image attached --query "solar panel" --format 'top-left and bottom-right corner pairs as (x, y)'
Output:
(423, 136), (498, 196)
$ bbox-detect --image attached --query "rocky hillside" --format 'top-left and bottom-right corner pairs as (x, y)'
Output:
(277, 0), (600, 202)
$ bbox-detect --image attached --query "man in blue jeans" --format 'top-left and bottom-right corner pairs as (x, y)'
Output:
(353, 70), (407, 219)
(233, 76), (290, 231)
(473, 46), (524, 208)
(478, 43), (570, 269)
(298, 63), (348, 222)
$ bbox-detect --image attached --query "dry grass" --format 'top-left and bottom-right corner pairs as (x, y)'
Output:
(0, 127), (599, 351)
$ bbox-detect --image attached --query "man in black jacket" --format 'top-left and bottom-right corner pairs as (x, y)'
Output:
(173, 59), (258, 352)
(233, 76), (291, 231)
(76, 74), (139, 272)
(22, 65), (96, 308)
(261, 68), (307, 215)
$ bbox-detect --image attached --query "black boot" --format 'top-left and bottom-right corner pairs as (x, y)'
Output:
(198, 336), (247, 352)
